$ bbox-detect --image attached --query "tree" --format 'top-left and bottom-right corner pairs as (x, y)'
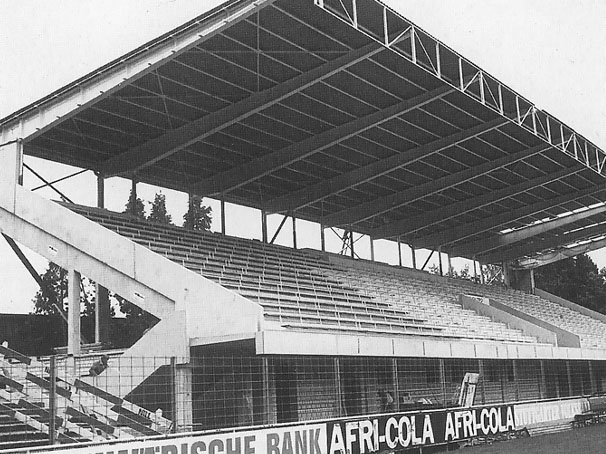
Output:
(124, 187), (146, 219)
(534, 254), (606, 315)
(32, 263), (66, 316)
(183, 195), (212, 231)
(148, 192), (172, 225)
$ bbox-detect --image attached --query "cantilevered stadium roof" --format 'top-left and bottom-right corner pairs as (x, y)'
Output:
(2, 0), (606, 268)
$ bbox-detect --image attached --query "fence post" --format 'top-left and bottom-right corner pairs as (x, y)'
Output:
(170, 357), (177, 433)
(49, 355), (56, 444)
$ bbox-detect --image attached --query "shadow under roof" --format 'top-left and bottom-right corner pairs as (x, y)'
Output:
(2, 0), (606, 267)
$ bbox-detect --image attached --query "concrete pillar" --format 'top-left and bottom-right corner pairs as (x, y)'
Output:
(96, 173), (110, 344)
(349, 229), (354, 258)
(95, 285), (110, 344)
(292, 216), (297, 249)
(447, 254), (453, 277)
(320, 225), (326, 252)
(438, 248), (443, 276)
(510, 268), (535, 293)
(261, 210), (268, 243)
(410, 245), (416, 270)
(370, 237), (375, 261)
(174, 364), (193, 432)
(220, 199), (226, 234)
(67, 268), (81, 373)
(539, 360), (546, 399)
(397, 237), (402, 267)
(503, 262), (512, 287)
(130, 179), (137, 216)
(0, 140), (23, 209)
(96, 173), (105, 209)
(480, 264), (485, 284)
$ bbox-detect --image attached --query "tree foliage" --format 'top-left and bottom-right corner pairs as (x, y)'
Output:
(148, 192), (172, 225)
(183, 195), (212, 231)
(534, 254), (606, 315)
(124, 188), (146, 219)
(32, 263), (66, 316)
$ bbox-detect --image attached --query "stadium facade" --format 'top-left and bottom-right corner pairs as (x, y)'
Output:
(2, 0), (606, 451)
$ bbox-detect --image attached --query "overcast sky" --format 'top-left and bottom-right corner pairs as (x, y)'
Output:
(1, 1), (606, 313)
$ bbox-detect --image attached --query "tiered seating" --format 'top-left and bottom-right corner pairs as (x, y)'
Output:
(0, 343), (172, 447)
(460, 286), (606, 349)
(68, 204), (539, 344)
(327, 267), (537, 343)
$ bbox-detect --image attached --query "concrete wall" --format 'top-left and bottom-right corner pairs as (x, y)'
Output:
(256, 330), (605, 360)
(535, 288), (606, 325)
(459, 295), (558, 345)
(0, 182), (264, 341)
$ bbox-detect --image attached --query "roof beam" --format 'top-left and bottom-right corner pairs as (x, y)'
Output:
(514, 237), (606, 270)
(370, 165), (583, 240)
(451, 203), (606, 258)
(2, 0), (275, 144)
(479, 222), (606, 264)
(266, 117), (508, 214)
(100, 41), (384, 177)
(191, 85), (454, 196)
(411, 184), (606, 249)
(323, 140), (545, 227)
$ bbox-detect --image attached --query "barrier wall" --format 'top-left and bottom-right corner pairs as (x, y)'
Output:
(11, 397), (593, 454)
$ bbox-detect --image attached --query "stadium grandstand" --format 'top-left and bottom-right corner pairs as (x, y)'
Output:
(2, 0), (606, 451)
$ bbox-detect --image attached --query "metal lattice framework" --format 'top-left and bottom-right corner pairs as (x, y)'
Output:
(2, 0), (606, 268)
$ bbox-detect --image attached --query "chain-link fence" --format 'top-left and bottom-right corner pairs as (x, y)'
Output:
(0, 350), (605, 449)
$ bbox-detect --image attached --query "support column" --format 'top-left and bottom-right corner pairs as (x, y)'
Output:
(447, 254), (452, 277)
(480, 264), (486, 284)
(292, 215), (297, 249)
(67, 268), (81, 374)
(174, 362), (193, 432)
(96, 174), (110, 344)
(95, 286), (110, 344)
(410, 245), (416, 270)
(478, 360), (486, 405)
(130, 179), (137, 216)
(0, 140), (23, 208)
(438, 247), (443, 276)
(589, 362), (597, 395)
(96, 173), (105, 209)
(566, 361), (573, 397)
(397, 237), (402, 267)
(438, 359), (447, 404)
(392, 358), (399, 411)
(334, 358), (343, 417)
(473, 258), (478, 282)
(369, 237), (375, 261)
(512, 360), (520, 401)
(220, 199), (226, 235)
(320, 224), (326, 252)
(349, 228), (354, 259)
(261, 210), (268, 243)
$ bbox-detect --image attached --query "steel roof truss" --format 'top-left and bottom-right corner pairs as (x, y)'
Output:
(480, 221), (606, 264)
(99, 41), (383, 177)
(370, 165), (583, 239)
(323, 142), (548, 226)
(451, 203), (606, 258)
(191, 85), (453, 196)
